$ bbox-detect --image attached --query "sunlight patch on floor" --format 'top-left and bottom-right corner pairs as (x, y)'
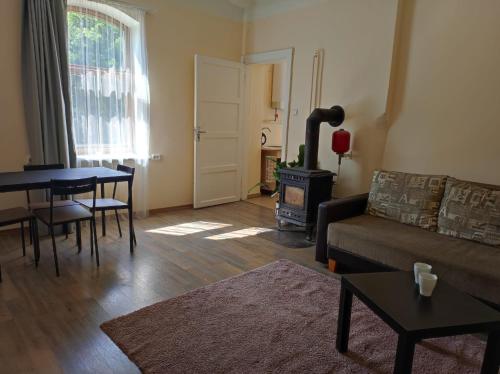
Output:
(146, 221), (232, 236)
(205, 227), (273, 240)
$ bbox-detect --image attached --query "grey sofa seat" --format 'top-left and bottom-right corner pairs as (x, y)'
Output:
(328, 214), (500, 305)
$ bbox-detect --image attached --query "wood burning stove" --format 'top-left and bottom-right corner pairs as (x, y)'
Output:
(277, 106), (345, 239)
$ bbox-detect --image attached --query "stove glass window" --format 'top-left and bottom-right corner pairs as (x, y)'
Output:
(284, 186), (305, 209)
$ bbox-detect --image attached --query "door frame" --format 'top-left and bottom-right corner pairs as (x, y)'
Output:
(240, 47), (294, 200)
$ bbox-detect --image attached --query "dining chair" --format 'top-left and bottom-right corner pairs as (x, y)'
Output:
(0, 207), (39, 282)
(33, 177), (98, 277)
(24, 163), (78, 243)
(76, 164), (136, 245)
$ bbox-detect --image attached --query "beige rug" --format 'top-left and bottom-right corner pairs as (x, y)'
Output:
(101, 260), (487, 373)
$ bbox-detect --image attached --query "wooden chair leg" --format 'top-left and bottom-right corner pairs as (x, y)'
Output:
(29, 219), (33, 245)
(50, 227), (60, 277)
(92, 218), (99, 267)
(101, 210), (106, 237)
(90, 220), (94, 256)
(100, 183), (106, 237)
(20, 221), (26, 257)
(76, 221), (82, 253)
(33, 219), (39, 267)
(115, 209), (122, 237)
(130, 215), (137, 246)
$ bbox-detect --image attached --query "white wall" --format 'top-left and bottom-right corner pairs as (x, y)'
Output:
(245, 0), (399, 196)
(382, 0), (500, 185)
(5, 0), (497, 210)
(139, 0), (243, 209)
(0, 1), (30, 210)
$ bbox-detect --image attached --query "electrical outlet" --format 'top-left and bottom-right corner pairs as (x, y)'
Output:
(150, 154), (162, 161)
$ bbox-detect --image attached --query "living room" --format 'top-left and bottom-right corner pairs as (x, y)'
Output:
(0, 0), (499, 372)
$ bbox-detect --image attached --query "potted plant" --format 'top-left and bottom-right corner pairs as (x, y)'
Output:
(273, 144), (305, 194)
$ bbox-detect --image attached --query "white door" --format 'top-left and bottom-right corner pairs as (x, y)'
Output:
(194, 55), (244, 208)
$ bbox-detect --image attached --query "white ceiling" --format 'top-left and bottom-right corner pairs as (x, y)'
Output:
(171, 0), (324, 22)
(170, 0), (244, 21)
(231, 0), (325, 20)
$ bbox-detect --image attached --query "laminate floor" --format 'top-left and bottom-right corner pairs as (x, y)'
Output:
(0, 201), (328, 373)
(246, 195), (278, 210)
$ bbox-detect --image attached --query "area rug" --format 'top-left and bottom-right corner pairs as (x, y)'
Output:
(101, 260), (487, 373)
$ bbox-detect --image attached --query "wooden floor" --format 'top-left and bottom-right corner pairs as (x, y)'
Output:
(0, 201), (329, 373)
(246, 195), (278, 210)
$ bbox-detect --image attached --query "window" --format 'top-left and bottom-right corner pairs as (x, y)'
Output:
(67, 1), (149, 161)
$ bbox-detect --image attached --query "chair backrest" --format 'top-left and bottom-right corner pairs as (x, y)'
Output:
(117, 164), (135, 177)
(24, 164), (65, 206)
(49, 177), (97, 224)
(50, 177), (97, 197)
(112, 164), (135, 198)
(24, 163), (64, 171)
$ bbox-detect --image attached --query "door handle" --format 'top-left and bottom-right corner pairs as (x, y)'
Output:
(194, 128), (207, 142)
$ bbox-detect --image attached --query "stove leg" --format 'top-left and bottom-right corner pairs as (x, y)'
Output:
(305, 226), (313, 241)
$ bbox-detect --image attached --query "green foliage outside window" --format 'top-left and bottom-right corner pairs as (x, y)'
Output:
(67, 11), (125, 69)
(67, 10), (130, 151)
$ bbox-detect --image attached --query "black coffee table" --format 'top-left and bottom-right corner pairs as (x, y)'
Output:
(336, 271), (500, 374)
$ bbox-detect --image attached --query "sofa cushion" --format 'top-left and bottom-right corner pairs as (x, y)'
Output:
(328, 214), (500, 305)
(438, 178), (500, 246)
(366, 170), (447, 231)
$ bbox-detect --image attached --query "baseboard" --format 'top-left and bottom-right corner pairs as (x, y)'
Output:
(149, 204), (193, 215)
(246, 192), (262, 199)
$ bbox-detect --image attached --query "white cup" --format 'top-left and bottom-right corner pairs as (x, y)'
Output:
(419, 273), (438, 297)
(414, 262), (432, 284)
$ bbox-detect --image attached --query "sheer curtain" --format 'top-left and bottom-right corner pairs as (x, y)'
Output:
(67, 0), (150, 216)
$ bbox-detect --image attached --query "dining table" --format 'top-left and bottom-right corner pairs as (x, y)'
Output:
(0, 166), (135, 253)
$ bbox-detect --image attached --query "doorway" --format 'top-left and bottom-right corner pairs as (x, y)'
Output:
(241, 48), (294, 212)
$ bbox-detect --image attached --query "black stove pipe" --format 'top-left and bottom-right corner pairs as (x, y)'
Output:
(304, 105), (345, 170)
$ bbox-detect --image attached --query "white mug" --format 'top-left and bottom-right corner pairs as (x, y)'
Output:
(419, 273), (438, 297)
(414, 262), (432, 284)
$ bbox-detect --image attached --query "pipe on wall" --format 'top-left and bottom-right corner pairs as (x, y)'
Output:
(304, 105), (345, 170)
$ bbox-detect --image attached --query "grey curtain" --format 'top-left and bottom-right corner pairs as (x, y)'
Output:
(22, 0), (76, 167)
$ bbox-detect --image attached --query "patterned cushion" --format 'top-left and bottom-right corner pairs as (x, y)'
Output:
(366, 170), (447, 231)
(438, 178), (500, 246)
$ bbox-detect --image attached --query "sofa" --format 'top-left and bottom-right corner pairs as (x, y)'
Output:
(315, 170), (500, 308)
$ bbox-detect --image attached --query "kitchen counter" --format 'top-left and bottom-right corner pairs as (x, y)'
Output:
(261, 145), (282, 151)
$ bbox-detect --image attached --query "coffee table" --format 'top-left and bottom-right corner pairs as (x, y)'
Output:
(336, 272), (500, 374)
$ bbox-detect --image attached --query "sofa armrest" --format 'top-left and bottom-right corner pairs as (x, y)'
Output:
(315, 193), (369, 263)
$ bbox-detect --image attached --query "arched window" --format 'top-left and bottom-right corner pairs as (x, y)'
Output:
(67, 0), (149, 162)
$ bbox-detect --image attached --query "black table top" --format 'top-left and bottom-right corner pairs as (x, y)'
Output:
(343, 272), (500, 336)
(0, 167), (132, 193)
